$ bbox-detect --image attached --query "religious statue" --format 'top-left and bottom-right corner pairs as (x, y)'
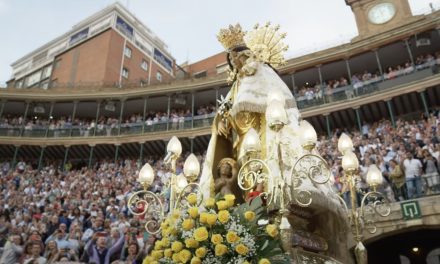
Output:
(200, 23), (303, 201)
(214, 158), (244, 203)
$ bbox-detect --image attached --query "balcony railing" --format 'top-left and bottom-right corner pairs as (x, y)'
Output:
(0, 62), (439, 139)
(340, 173), (440, 209)
(0, 114), (215, 138)
(296, 61), (439, 110)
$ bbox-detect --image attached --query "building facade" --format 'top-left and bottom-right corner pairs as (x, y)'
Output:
(6, 2), (176, 89)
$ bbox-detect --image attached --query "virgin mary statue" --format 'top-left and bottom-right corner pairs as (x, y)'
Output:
(199, 23), (303, 202)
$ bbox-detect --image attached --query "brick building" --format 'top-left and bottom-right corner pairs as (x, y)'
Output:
(6, 2), (175, 89)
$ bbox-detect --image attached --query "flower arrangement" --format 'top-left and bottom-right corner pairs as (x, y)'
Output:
(143, 193), (290, 264)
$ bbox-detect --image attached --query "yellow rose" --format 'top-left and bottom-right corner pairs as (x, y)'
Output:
(205, 198), (216, 208)
(226, 231), (240, 243)
(206, 213), (218, 226)
(195, 247), (207, 258)
(193, 227), (209, 242)
(215, 243), (228, 256)
(244, 211), (256, 222)
(265, 224), (279, 238)
(199, 212), (209, 224)
(172, 253), (180, 263)
(162, 227), (170, 237)
(243, 261), (250, 264)
(171, 241), (183, 252)
(164, 248), (173, 258)
(235, 244), (249, 255)
(172, 211), (181, 220)
(259, 258), (271, 264)
(187, 193), (198, 205)
(216, 200), (228, 210)
(154, 241), (162, 250)
(224, 194), (235, 207)
(182, 219), (195, 231)
(169, 227), (178, 236)
(151, 250), (163, 260)
(218, 210), (230, 224)
(211, 234), (223, 245)
(191, 256), (202, 264)
(179, 249), (192, 263)
(185, 238), (199, 248)
(162, 238), (170, 247)
(188, 207), (199, 219)
(143, 256), (154, 264)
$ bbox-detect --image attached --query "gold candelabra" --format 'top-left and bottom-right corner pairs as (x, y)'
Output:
(236, 92), (332, 253)
(127, 136), (201, 235)
(337, 133), (391, 264)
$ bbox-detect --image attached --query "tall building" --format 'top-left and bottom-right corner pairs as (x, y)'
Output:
(6, 2), (176, 89)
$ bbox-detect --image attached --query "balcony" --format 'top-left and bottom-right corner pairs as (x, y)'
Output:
(0, 62), (439, 147)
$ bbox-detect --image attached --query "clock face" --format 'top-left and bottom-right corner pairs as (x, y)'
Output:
(368, 2), (396, 24)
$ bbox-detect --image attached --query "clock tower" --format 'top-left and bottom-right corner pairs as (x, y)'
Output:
(345, 0), (415, 37)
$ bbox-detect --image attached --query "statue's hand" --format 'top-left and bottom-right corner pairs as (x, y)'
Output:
(218, 120), (230, 137)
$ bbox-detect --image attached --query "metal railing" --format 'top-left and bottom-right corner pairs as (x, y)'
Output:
(0, 114), (215, 138)
(0, 62), (439, 139)
(295, 61), (439, 110)
(340, 173), (440, 209)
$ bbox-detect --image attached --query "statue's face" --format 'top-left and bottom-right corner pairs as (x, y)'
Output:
(220, 163), (232, 178)
(229, 50), (248, 70)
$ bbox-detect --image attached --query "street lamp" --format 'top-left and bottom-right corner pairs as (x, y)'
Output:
(337, 135), (391, 264)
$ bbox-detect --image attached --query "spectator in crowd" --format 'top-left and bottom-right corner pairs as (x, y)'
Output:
(388, 159), (407, 201)
(23, 241), (46, 264)
(86, 230), (125, 264)
(403, 152), (423, 198)
(0, 234), (23, 264)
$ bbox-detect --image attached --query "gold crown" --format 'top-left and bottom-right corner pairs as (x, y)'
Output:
(217, 24), (246, 51)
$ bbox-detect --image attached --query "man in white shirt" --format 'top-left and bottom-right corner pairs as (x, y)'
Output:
(403, 152), (423, 198)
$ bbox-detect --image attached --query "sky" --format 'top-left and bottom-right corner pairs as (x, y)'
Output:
(0, 0), (438, 84)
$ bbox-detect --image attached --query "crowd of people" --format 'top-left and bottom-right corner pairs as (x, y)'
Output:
(0, 152), (206, 264)
(296, 51), (440, 104)
(0, 104), (216, 137)
(319, 111), (440, 204)
(2, 110), (440, 263)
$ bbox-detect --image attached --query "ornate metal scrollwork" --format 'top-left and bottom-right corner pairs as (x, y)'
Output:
(127, 190), (164, 235)
(174, 183), (204, 210)
(238, 159), (270, 191)
(289, 154), (331, 207)
(359, 191), (391, 234)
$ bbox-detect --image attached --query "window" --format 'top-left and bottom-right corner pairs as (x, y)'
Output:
(40, 80), (49, 90)
(42, 65), (52, 79)
(124, 46), (132, 58)
(156, 71), (162, 82)
(194, 71), (207, 79)
(15, 79), (23, 89)
(122, 68), (129, 79)
(216, 63), (228, 74)
(141, 60), (148, 71)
